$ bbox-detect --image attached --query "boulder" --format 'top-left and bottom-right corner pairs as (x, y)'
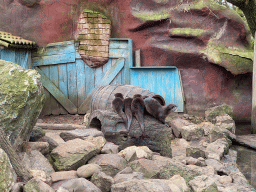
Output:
(50, 138), (104, 171)
(198, 122), (214, 136)
(186, 147), (206, 159)
(205, 104), (233, 123)
(111, 179), (185, 192)
(89, 110), (173, 157)
(0, 148), (15, 192)
(0, 60), (45, 145)
(56, 178), (101, 192)
(180, 124), (204, 141)
(22, 141), (49, 155)
(23, 178), (54, 192)
(77, 164), (101, 178)
(101, 142), (119, 154)
(50, 171), (78, 183)
(29, 169), (52, 185)
(88, 154), (127, 177)
(129, 158), (160, 178)
(215, 114), (236, 134)
(60, 128), (104, 142)
(205, 138), (230, 160)
(29, 127), (45, 141)
(114, 167), (144, 184)
(21, 150), (55, 175)
(168, 118), (193, 138)
(38, 136), (59, 152)
(91, 171), (114, 192)
(188, 175), (220, 192)
(118, 146), (153, 162)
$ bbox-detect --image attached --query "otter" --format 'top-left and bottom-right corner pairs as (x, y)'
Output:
(112, 93), (128, 129)
(131, 94), (145, 133)
(144, 97), (177, 124)
(124, 97), (133, 131)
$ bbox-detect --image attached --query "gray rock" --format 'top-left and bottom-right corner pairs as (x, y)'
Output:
(91, 171), (114, 192)
(205, 159), (227, 175)
(0, 148), (15, 192)
(101, 142), (119, 154)
(215, 114), (236, 134)
(38, 136), (59, 151)
(205, 138), (230, 160)
(60, 128), (104, 142)
(50, 170), (78, 183)
(21, 150), (55, 175)
(0, 61), (45, 145)
(198, 122), (214, 136)
(180, 124), (204, 141)
(51, 138), (105, 171)
(129, 158), (160, 179)
(22, 141), (49, 155)
(209, 126), (226, 143)
(205, 104), (233, 123)
(29, 169), (52, 185)
(185, 156), (206, 167)
(186, 147), (206, 159)
(10, 182), (25, 192)
(57, 178), (101, 192)
(90, 110), (173, 157)
(169, 118), (192, 138)
(77, 164), (101, 178)
(118, 146), (153, 162)
(88, 154), (127, 177)
(114, 168), (144, 184)
(23, 178), (54, 192)
(188, 175), (220, 192)
(111, 179), (183, 192)
(29, 127), (45, 142)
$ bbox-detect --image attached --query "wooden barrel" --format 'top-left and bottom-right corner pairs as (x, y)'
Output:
(90, 85), (165, 113)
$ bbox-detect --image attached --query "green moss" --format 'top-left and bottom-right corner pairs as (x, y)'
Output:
(187, 0), (225, 11)
(200, 43), (253, 75)
(134, 10), (170, 21)
(170, 28), (208, 37)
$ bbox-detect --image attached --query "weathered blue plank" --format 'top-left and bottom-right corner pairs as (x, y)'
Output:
(84, 61), (95, 97)
(32, 53), (76, 66)
(50, 64), (62, 115)
(96, 58), (124, 88)
(109, 48), (128, 58)
(76, 60), (86, 107)
(109, 40), (129, 49)
(94, 64), (103, 86)
(36, 67), (77, 114)
(110, 58), (122, 85)
(1, 49), (16, 63)
(58, 63), (69, 114)
(33, 41), (75, 57)
(39, 66), (52, 115)
(67, 62), (78, 109)
(15, 50), (29, 69)
(130, 67), (184, 112)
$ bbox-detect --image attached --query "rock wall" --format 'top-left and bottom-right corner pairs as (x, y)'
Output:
(0, 0), (253, 120)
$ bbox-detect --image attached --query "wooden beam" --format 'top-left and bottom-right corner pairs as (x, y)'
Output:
(78, 58), (125, 114)
(252, 31), (256, 133)
(35, 67), (77, 114)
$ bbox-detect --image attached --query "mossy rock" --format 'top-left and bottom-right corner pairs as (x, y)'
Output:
(205, 104), (233, 123)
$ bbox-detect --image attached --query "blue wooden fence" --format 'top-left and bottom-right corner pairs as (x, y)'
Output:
(0, 48), (31, 69)
(0, 38), (184, 115)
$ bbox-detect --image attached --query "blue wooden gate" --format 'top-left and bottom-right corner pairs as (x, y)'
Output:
(32, 39), (132, 115)
(31, 38), (184, 115)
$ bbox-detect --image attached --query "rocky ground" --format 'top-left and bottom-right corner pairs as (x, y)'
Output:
(2, 107), (256, 192)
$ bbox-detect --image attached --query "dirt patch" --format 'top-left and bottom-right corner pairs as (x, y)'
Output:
(38, 114), (85, 125)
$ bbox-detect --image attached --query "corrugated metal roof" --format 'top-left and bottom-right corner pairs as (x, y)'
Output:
(0, 31), (37, 49)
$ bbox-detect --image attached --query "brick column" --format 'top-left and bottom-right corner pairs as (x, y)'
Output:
(76, 9), (111, 68)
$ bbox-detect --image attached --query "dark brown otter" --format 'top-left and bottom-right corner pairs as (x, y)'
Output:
(144, 97), (177, 124)
(131, 94), (145, 133)
(112, 93), (128, 129)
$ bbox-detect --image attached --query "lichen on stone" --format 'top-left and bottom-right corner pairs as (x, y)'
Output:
(133, 10), (170, 22)
(170, 28), (208, 37)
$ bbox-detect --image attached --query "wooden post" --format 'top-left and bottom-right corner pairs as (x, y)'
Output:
(252, 32), (256, 133)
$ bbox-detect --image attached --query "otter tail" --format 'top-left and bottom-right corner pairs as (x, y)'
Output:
(124, 97), (133, 131)
(131, 97), (145, 133)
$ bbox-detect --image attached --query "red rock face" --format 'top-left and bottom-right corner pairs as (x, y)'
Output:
(0, 0), (252, 119)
